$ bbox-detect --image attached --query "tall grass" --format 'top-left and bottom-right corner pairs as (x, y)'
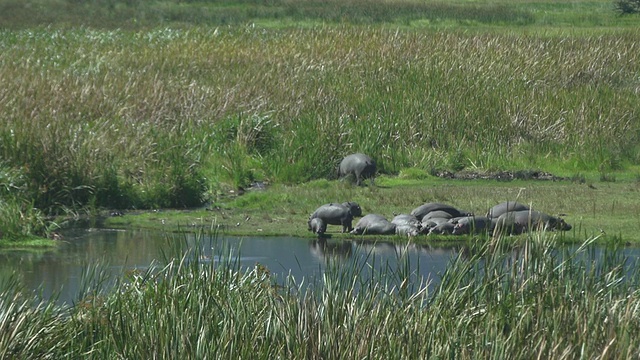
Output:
(0, 0), (539, 29)
(2, 26), (639, 219)
(1, 229), (640, 358)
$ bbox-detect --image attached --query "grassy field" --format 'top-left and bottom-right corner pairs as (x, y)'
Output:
(0, 0), (637, 29)
(0, 0), (639, 241)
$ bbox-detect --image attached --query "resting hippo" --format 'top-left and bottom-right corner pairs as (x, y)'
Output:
(487, 201), (530, 219)
(342, 201), (363, 217)
(411, 203), (470, 221)
(350, 214), (396, 235)
(494, 210), (572, 236)
(428, 222), (456, 235)
(309, 203), (355, 233)
(308, 217), (327, 235)
(339, 153), (376, 186)
(391, 214), (422, 228)
(395, 224), (420, 237)
(422, 210), (457, 221)
(420, 217), (450, 234)
(451, 216), (494, 235)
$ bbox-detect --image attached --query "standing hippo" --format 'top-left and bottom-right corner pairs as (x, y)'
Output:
(350, 214), (396, 235)
(451, 216), (494, 235)
(342, 202), (363, 217)
(493, 210), (572, 236)
(411, 203), (470, 221)
(487, 201), (530, 219)
(308, 217), (327, 236)
(339, 153), (376, 186)
(309, 203), (355, 233)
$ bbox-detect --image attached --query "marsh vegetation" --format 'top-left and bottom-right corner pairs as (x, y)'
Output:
(0, 0), (639, 241)
(1, 2), (640, 354)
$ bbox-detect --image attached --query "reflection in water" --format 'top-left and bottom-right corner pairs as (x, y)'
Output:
(309, 239), (354, 264)
(0, 229), (465, 305)
(1, 228), (638, 307)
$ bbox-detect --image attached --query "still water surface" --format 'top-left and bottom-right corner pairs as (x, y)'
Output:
(2, 228), (639, 306)
(0, 228), (461, 306)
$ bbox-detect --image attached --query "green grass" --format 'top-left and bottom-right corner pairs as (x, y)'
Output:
(0, 0), (637, 29)
(1, 229), (640, 358)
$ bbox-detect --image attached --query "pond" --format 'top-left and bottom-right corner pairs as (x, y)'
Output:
(1, 228), (639, 306)
(0, 228), (463, 306)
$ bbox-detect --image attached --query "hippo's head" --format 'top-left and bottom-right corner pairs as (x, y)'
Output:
(551, 217), (572, 231)
(343, 202), (362, 217)
(451, 223), (467, 235)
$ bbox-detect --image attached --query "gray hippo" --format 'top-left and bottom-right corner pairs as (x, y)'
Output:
(411, 203), (470, 221)
(395, 224), (420, 237)
(493, 210), (572, 236)
(350, 214), (396, 235)
(342, 201), (363, 217)
(339, 153), (376, 186)
(487, 201), (530, 219)
(428, 222), (456, 235)
(420, 217), (451, 234)
(308, 217), (327, 236)
(309, 203), (355, 233)
(391, 214), (422, 228)
(422, 210), (457, 221)
(451, 216), (494, 235)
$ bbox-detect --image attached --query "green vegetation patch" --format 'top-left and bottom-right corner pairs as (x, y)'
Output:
(105, 176), (640, 244)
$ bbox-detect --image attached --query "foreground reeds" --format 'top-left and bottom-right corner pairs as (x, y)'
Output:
(1, 230), (639, 358)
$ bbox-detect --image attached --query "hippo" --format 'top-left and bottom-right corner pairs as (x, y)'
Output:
(395, 224), (420, 237)
(308, 217), (327, 236)
(411, 203), (470, 221)
(350, 214), (396, 235)
(342, 202), (363, 217)
(422, 210), (457, 221)
(309, 203), (355, 233)
(428, 222), (456, 235)
(338, 153), (376, 186)
(487, 201), (530, 219)
(493, 210), (572, 236)
(391, 214), (422, 228)
(451, 216), (494, 235)
(420, 217), (450, 234)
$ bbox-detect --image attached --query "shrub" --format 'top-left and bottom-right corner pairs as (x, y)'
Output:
(614, 0), (640, 14)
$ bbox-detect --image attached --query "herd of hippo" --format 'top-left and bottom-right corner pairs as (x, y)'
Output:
(308, 153), (572, 238)
(308, 200), (572, 238)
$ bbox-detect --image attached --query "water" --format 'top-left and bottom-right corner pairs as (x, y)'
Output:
(1, 228), (639, 306)
(0, 228), (462, 306)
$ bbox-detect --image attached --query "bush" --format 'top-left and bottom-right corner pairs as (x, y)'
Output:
(614, 0), (640, 14)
